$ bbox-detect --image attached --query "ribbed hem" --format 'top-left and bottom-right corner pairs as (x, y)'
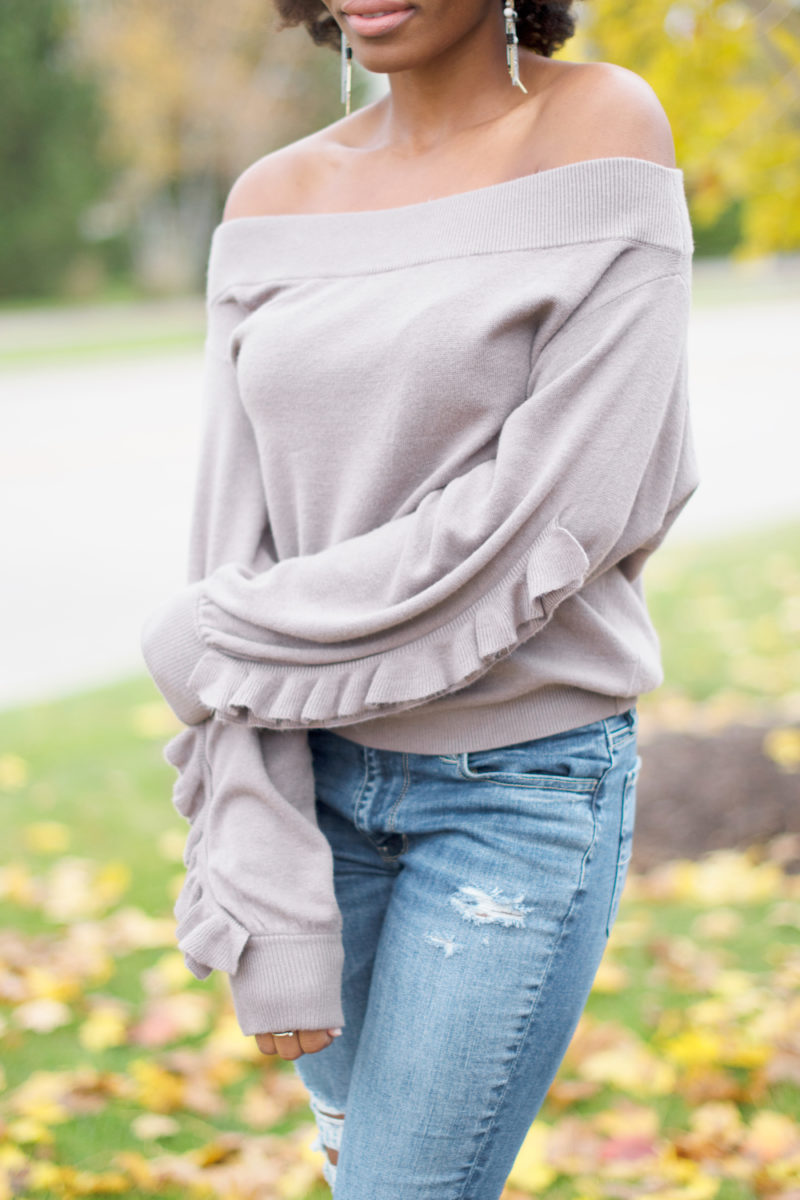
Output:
(334, 688), (639, 754)
(228, 933), (345, 1036)
(208, 156), (693, 297)
(140, 581), (211, 725)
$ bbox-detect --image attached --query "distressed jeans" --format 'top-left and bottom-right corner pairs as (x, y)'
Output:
(294, 708), (641, 1198)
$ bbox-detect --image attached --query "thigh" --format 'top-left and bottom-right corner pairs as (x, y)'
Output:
(334, 713), (640, 1199)
(292, 730), (399, 1114)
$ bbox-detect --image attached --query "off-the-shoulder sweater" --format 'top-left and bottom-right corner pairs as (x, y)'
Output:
(140, 155), (701, 1035)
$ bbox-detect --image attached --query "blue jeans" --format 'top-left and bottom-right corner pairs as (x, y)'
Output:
(295, 708), (641, 1198)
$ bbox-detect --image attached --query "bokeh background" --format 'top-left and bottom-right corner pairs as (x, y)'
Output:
(1, 2), (799, 1197)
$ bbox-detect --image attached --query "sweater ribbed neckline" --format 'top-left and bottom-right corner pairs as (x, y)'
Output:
(207, 155), (693, 298)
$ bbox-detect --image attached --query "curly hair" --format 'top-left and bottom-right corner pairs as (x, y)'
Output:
(272, 1), (578, 59)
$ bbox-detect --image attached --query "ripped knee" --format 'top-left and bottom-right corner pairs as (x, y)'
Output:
(308, 1091), (345, 1186)
(320, 1115), (343, 1166)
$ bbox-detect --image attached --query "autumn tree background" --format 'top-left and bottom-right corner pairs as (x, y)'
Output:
(0, 0), (111, 300)
(0, 0), (354, 299)
(577, 0), (800, 258)
(0, 0), (798, 300)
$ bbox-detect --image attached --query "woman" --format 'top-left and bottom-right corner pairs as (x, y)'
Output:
(141, 0), (699, 1194)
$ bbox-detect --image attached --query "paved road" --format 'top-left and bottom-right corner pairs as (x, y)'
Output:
(2, 290), (798, 711)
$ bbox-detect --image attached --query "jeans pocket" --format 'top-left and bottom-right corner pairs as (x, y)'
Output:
(605, 755), (640, 937)
(457, 726), (612, 798)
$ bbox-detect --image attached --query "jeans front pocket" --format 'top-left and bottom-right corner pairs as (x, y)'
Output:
(605, 754), (641, 937)
(456, 724), (612, 799)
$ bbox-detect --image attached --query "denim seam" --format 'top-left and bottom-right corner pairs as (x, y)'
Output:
(386, 752), (412, 833)
(455, 770), (597, 794)
(455, 790), (601, 1199)
(456, 732), (614, 793)
(351, 746), (373, 834)
(603, 709), (637, 752)
(604, 757), (640, 936)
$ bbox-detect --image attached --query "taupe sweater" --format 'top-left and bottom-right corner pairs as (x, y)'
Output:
(141, 156), (700, 1034)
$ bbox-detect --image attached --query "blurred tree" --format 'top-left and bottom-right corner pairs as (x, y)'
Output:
(0, 0), (111, 299)
(570, 0), (800, 258)
(73, 0), (360, 293)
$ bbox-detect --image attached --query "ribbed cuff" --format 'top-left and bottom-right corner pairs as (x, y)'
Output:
(228, 933), (345, 1036)
(140, 581), (212, 725)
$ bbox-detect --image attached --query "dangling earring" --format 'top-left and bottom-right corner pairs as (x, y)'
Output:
(341, 29), (353, 114)
(504, 3), (528, 93)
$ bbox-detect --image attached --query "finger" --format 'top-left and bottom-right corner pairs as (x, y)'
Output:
(298, 1029), (333, 1056)
(255, 1033), (277, 1055)
(273, 1032), (303, 1061)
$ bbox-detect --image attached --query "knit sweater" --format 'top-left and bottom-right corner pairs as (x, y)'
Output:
(140, 155), (700, 1035)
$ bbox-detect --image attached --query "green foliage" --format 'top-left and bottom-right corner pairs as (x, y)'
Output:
(570, 0), (800, 258)
(0, 0), (112, 299)
(691, 198), (744, 259)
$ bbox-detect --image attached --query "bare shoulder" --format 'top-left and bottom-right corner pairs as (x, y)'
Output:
(221, 130), (335, 221)
(536, 59), (676, 169)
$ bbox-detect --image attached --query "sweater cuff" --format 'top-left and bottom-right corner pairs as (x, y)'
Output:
(140, 581), (213, 726)
(227, 933), (345, 1036)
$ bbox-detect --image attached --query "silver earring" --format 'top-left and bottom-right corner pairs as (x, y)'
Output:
(504, 3), (528, 93)
(341, 29), (353, 114)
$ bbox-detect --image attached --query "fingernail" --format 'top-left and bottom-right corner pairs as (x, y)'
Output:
(327, 1027), (343, 1037)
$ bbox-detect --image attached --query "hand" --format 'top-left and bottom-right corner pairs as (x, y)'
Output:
(254, 1028), (342, 1061)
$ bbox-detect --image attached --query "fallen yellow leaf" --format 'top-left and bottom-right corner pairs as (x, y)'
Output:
(141, 951), (199, 996)
(591, 958), (630, 993)
(79, 1004), (129, 1052)
(130, 1113), (180, 1140)
(12, 998), (73, 1034)
(0, 863), (37, 906)
(22, 966), (82, 1004)
(7, 1072), (73, 1124)
(0, 754), (27, 790)
(763, 727), (800, 771)
(507, 1122), (557, 1192)
(127, 1060), (185, 1113)
(742, 1110), (800, 1162)
(71, 1169), (130, 1194)
(5, 1117), (54, 1145)
(22, 821), (70, 854)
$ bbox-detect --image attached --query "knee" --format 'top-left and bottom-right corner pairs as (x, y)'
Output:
(319, 1108), (345, 1166)
(308, 1091), (345, 1184)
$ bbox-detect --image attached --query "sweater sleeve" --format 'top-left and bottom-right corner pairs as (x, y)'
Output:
(149, 297), (344, 1037)
(141, 253), (700, 734)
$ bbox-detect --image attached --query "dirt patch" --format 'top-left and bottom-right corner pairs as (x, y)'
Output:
(632, 720), (800, 871)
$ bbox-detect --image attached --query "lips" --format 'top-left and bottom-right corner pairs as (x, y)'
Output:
(341, 0), (416, 36)
(343, 6), (415, 36)
(341, 1), (413, 11)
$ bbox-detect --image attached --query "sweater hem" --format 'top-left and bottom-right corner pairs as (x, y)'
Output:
(331, 688), (639, 754)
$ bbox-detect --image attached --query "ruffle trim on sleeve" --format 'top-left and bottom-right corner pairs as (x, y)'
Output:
(189, 519), (590, 731)
(162, 725), (250, 980)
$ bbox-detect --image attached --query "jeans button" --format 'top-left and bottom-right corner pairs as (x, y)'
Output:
(377, 833), (406, 860)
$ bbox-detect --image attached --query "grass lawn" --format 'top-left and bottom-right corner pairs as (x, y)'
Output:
(639, 517), (800, 736)
(1, 519), (799, 1198)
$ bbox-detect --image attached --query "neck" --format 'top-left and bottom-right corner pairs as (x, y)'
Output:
(361, 23), (537, 155)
